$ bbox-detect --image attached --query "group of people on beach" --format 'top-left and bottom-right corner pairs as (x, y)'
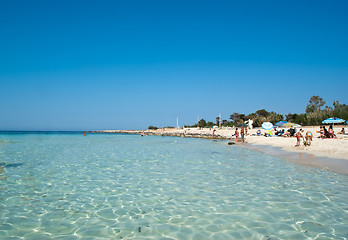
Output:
(317, 125), (345, 139)
(221, 124), (345, 146)
(294, 126), (346, 147)
(234, 126), (246, 144)
(295, 129), (313, 147)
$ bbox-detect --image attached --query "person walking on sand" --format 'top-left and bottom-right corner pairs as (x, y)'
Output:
(241, 126), (245, 144)
(295, 129), (304, 146)
(235, 128), (239, 143)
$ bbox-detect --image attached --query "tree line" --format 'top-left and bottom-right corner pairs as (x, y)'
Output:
(149, 96), (348, 129)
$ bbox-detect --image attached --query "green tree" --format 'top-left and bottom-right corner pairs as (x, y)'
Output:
(333, 100), (348, 120)
(198, 119), (206, 128)
(252, 118), (262, 127)
(206, 121), (215, 128)
(229, 112), (241, 123)
(246, 113), (257, 119)
(268, 112), (284, 124)
(216, 116), (220, 125)
(256, 109), (269, 117)
(285, 113), (298, 122)
(306, 96), (326, 113)
(222, 120), (234, 127)
(239, 114), (246, 122)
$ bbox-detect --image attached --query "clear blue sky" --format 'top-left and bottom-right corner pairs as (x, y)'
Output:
(1, 0), (347, 130)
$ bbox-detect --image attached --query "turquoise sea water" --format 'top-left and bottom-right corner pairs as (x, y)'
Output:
(0, 132), (347, 240)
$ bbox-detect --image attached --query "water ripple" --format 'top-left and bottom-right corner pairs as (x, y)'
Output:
(0, 133), (347, 239)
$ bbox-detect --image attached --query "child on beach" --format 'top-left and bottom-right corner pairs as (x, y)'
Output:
(235, 128), (239, 143)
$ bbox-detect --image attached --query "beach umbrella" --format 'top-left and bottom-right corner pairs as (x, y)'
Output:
(322, 117), (345, 124)
(282, 122), (301, 128)
(275, 121), (287, 127)
(261, 122), (273, 130)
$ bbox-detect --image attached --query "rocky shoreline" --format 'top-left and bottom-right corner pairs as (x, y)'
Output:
(88, 128), (231, 140)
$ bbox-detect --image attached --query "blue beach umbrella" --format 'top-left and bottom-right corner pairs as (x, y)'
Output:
(275, 121), (287, 127)
(261, 122), (273, 130)
(322, 117), (345, 124)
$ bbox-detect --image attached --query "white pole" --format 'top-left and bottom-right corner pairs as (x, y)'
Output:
(219, 113), (221, 128)
(177, 117), (179, 129)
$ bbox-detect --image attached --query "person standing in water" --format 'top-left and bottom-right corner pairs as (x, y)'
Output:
(235, 128), (239, 143)
(241, 126), (245, 144)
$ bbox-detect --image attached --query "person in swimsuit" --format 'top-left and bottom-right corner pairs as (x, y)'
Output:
(241, 126), (245, 144)
(317, 126), (325, 138)
(283, 129), (290, 137)
(338, 128), (345, 134)
(323, 126), (330, 138)
(295, 129), (304, 146)
(327, 126), (333, 138)
(305, 131), (313, 146)
(235, 128), (239, 143)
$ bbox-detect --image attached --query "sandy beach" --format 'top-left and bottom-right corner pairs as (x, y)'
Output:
(103, 125), (348, 159)
(245, 126), (348, 160)
(101, 125), (348, 174)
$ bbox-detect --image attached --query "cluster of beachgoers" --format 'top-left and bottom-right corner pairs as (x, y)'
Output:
(101, 124), (348, 161)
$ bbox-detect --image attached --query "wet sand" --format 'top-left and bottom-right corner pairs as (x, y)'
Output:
(244, 143), (348, 175)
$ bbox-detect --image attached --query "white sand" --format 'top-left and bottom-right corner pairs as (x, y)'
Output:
(136, 125), (348, 161)
(245, 126), (348, 160)
(104, 125), (348, 161)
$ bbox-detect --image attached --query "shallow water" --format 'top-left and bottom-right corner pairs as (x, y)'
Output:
(0, 132), (347, 239)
